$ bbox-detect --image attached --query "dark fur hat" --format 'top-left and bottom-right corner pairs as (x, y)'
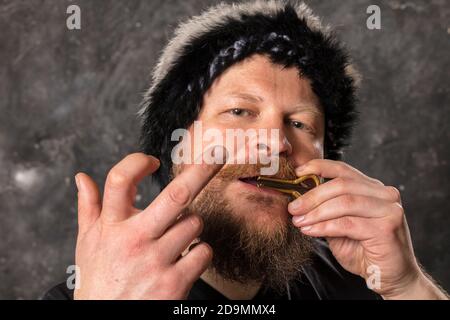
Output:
(138, 0), (360, 187)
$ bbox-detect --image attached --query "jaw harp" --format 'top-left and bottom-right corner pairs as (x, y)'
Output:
(256, 174), (321, 199)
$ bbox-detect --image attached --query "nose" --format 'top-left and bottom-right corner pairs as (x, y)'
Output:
(256, 118), (292, 157)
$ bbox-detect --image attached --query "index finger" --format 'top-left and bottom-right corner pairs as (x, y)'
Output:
(136, 146), (226, 238)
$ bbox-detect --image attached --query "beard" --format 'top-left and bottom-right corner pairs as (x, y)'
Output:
(174, 157), (313, 295)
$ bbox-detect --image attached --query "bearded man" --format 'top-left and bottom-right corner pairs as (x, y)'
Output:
(44, 0), (448, 300)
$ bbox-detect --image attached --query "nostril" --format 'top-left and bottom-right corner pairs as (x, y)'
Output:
(257, 143), (268, 150)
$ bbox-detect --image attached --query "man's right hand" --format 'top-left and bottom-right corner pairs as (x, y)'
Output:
(73, 152), (223, 299)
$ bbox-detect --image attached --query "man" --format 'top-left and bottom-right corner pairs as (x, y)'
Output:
(44, 0), (448, 299)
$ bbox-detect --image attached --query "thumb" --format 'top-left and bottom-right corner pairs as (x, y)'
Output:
(75, 172), (101, 236)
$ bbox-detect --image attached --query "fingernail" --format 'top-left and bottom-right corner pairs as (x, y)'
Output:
(149, 155), (161, 166)
(74, 174), (81, 191)
(301, 225), (312, 232)
(188, 242), (199, 252)
(292, 215), (305, 225)
(289, 199), (302, 212)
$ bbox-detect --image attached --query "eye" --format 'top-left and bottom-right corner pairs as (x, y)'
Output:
(288, 119), (315, 133)
(228, 108), (251, 117)
(290, 120), (306, 129)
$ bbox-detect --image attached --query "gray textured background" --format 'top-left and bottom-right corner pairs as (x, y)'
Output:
(0, 0), (449, 299)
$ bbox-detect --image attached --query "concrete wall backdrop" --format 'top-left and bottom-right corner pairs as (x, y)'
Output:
(0, 0), (448, 299)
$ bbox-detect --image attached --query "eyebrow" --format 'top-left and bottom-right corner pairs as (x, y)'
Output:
(227, 91), (323, 115)
(228, 91), (264, 103)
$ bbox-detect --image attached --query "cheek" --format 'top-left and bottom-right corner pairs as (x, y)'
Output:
(312, 138), (324, 158)
(289, 135), (324, 163)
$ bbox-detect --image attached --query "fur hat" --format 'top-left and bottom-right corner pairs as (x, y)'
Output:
(138, 0), (360, 186)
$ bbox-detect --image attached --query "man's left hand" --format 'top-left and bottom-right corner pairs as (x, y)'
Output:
(288, 159), (447, 299)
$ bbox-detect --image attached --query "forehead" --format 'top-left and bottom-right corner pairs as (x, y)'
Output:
(204, 54), (320, 108)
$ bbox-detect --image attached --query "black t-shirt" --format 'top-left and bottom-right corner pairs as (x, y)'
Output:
(42, 238), (381, 300)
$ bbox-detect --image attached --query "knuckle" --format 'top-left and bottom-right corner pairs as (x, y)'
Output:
(339, 194), (356, 209)
(386, 186), (401, 202)
(107, 168), (130, 189)
(168, 182), (191, 207)
(196, 242), (213, 261)
(391, 203), (405, 222)
(333, 177), (347, 193)
(337, 216), (354, 230)
(299, 160), (314, 172)
(381, 219), (398, 235)
(188, 214), (203, 232)
(122, 233), (146, 258)
(336, 161), (349, 171)
(380, 206), (404, 234)
(372, 178), (384, 186)
(302, 161), (313, 170)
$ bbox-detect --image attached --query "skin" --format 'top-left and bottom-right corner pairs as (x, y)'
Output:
(182, 54), (324, 235)
(74, 152), (224, 299)
(74, 54), (448, 300)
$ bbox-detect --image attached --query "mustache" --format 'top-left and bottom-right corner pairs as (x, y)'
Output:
(215, 157), (298, 182)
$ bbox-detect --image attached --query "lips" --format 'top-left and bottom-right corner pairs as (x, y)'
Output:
(238, 175), (287, 197)
(238, 176), (259, 186)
